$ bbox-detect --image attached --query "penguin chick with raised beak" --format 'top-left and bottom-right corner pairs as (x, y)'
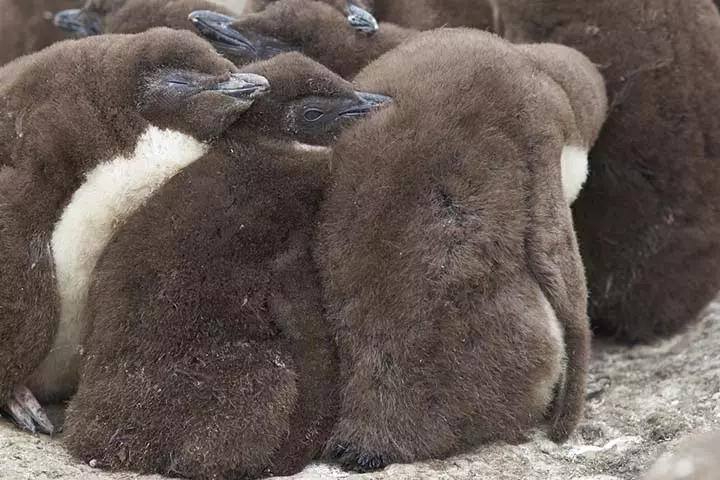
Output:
(317, 28), (606, 472)
(53, 0), (240, 38)
(62, 52), (391, 480)
(0, 27), (269, 436)
(190, 0), (414, 79)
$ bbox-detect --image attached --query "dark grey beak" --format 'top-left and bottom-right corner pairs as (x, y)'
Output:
(188, 10), (256, 53)
(208, 73), (270, 99)
(53, 9), (102, 37)
(340, 91), (392, 117)
(346, 3), (378, 35)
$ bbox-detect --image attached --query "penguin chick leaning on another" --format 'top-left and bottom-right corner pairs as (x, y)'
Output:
(499, 0), (720, 343)
(0, 27), (269, 435)
(0, 0), (78, 66)
(53, 0), (239, 37)
(190, 0), (414, 79)
(316, 28), (606, 472)
(62, 53), (391, 480)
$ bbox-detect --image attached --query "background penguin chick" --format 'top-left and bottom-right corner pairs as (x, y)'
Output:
(316, 28), (597, 472)
(0, 0), (78, 66)
(53, 0), (239, 37)
(369, 0), (498, 32)
(244, 0), (372, 14)
(244, 0), (499, 33)
(191, 0), (414, 79)
(0, 27), (268, 434)
(61, 52), (390, 480)
(499, 0), (720, 343)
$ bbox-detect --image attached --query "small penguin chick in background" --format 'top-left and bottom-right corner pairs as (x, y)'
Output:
(53, 0), (239, 37)
(316, 28), (606, 472)
(0, 0), (78, 66)
(0, 27), (269, 435)
(189, 0), (414, 79)
(244, 0), (499, 33)
(62, 52), (390, 480)
(499, 0), (720, 343)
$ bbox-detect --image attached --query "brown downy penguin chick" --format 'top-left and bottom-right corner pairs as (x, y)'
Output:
(243, 0), (499, 33)
(498, 0), (720, 343)
(316, 28), (606, 472)
(0, 0), (78, 66)
(0, 27), (269, 434)
(62, 53), (391, 479)
(190, 0), (414, 79)
(53, 0), (239, 37)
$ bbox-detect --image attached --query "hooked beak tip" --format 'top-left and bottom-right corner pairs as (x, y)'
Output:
(347, 4), (379, 34)
(211, 73), (271, 100)
(340, 91), (392, 118)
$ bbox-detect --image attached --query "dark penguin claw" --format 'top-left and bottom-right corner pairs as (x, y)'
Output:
(330, 442), (388, 473)
(2, 385), (54, 435)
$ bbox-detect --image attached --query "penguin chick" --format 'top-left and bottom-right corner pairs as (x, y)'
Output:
(0, 0), (78, 66)
(316, 28), (604, 472)
(62, 52), (391, 480)
(0, 27), (269, 434)
(498, 0), (720, 343)
(53, 0), (239, 37)
(369, 0), (498, 32)
(243, 0), (499, 33)
(190, 0), (414, 79)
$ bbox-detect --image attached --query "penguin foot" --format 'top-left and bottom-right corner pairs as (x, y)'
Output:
(2, 385), (54, 435)
(329, 442), (388, 473)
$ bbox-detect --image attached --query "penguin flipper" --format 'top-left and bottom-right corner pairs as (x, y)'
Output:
(1, 385), (54, 435)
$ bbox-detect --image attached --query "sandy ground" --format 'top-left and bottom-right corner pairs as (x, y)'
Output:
(1, 295), (718, 480)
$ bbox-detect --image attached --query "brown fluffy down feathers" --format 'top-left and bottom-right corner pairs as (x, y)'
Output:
(499, 0), (720, 343)
(316, 28), (606, 472)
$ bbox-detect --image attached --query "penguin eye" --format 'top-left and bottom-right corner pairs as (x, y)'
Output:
(303, 108), (325, 122)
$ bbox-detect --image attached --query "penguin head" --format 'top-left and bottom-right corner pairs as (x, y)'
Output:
(231, 52), (391, 147)
(189, 0), (403, 78)
(130, 28), (271, 141)
(0, 28), (270, 168)
(54, 0), (234, 38)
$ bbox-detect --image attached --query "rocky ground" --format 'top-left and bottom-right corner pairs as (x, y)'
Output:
(2, 296), (718, 480)
(1, 1), (719, 479)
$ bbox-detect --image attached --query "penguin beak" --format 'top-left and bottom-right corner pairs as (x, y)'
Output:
(189, 10), (257, 53)
(53, 9), (102, 37)
(208, 73), (271, 99)
(339, 91), (392, 118)
(346, 3), (379, 35)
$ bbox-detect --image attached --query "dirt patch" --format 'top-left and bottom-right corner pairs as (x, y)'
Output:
(2, 298), (718, 480)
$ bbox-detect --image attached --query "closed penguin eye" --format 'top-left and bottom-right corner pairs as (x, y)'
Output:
(303, 108), (325, 122)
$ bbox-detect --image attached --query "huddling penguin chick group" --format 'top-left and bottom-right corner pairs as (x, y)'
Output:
(0, 0), (718, 479)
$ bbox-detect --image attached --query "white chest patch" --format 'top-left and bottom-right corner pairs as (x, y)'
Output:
(291, 141), (332, 154)
(560, 145), (589, 205)
(533, 291), (567, 412)
(28, 126), (208, 399)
